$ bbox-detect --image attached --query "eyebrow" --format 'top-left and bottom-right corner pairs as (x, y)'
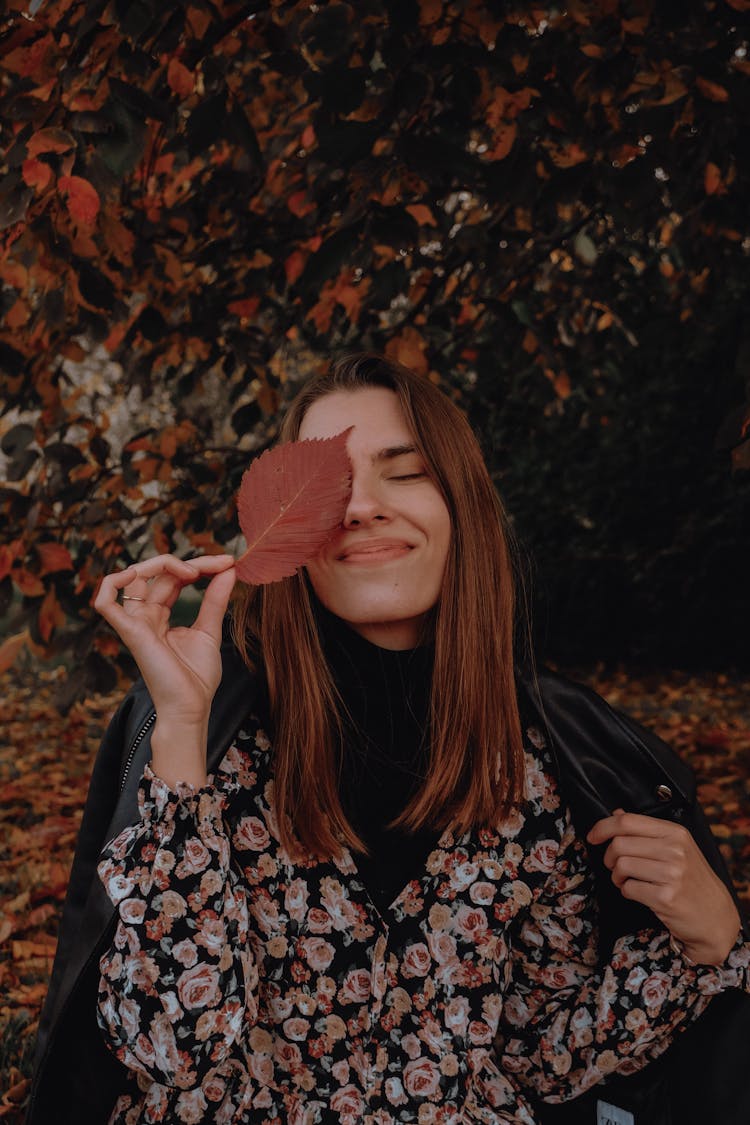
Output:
(371, 444), (420, 463)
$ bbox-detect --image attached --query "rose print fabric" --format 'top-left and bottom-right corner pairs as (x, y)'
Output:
(97, 719), (750, 1124)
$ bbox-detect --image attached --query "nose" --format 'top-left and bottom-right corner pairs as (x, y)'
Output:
(342, 469), (388, 528)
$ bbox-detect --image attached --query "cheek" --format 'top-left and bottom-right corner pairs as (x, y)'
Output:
(304, 557), (350, 617)
(430, 503), (452, 568)
(304, 557), (330, 599)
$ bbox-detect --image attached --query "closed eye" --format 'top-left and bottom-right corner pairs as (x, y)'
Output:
(389, 472), (426, 481)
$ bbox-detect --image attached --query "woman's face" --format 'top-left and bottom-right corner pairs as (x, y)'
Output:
(299, 387), (451, 650)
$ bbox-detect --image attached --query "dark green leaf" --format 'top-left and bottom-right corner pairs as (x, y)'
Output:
(1, 425), (35, 457)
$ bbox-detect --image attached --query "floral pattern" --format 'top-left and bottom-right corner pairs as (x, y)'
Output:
(97, 719), (750, 1124)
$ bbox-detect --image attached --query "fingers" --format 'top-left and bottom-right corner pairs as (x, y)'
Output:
(94, 557), (199, 632)
(144, 555), (235, 612)
(587, 810), (743, 964)
(608, 854), (681, 891)
(94, 554), (235, 636)
(133, 553), (234, 582)
(618, 877), (681, 912)
(193, 566), (237, 642)
(594, 815), (690, 889)
(587, 809), (679, 846)
(601, 831), (687, 871)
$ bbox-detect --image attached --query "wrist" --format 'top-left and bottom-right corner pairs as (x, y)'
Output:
(150, 715), (209, 790)
(675, 925), (742, 967)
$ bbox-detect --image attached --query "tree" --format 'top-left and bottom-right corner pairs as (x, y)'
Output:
(2, 0), (749, 699)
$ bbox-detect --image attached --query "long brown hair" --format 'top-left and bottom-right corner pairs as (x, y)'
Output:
(232, 353), (529, 858)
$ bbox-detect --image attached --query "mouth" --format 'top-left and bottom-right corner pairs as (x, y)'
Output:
(337, 539), (414, 564)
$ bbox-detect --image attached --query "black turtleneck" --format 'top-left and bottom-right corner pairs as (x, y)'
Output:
(317, 607), (439, 914)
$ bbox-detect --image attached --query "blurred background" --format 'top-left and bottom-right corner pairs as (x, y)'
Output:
(1, 0), (749, 1118)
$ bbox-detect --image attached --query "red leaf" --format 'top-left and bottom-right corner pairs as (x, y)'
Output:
(58, 175), (100, 225)
(22, 157), (53, 192)
(37, 542), (74, 575)
(26, 127), (76, 157)
(405, 203), (437, 227)
(236, 430), (352, 584)
(4, 33), (54, 79)
(39, 587), (65, 643)
(695, 76), (730, 102)
(285, 249), (306, 285)
(288, 190), (316, 218)
(0, 541), (23, 581)
(704, 162), (722, 195)
(167, 58), (195, 98)
(385, 327), (429, 376)
(14, 570), (45, 597)
(484, 121), (517, 162)
(228, 297), (260, 319)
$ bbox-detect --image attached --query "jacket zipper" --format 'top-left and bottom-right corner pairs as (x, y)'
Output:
(119, 711), (156, 791)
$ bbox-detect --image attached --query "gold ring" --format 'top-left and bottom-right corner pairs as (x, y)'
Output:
(122, 594), (147, 602)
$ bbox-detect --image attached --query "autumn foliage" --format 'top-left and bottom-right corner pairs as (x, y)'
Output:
(1, 0), (750, 693)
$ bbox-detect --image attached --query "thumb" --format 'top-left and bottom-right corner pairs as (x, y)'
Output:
(193, 565), (236, 642)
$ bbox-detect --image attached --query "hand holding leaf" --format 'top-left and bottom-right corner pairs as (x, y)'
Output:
(236, 429), (352, 584)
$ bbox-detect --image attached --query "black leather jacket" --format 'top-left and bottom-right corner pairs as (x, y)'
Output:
(27, 646), (749, 1125)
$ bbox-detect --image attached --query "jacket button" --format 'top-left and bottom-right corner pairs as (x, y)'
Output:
(656, 784), (673, 802)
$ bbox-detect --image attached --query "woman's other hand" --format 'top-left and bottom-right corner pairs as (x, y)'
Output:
(94, 554), (236, 788)
(587, 808), (742, 965)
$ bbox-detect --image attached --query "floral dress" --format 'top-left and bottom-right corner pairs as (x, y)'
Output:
(96, 716), (750, 1125)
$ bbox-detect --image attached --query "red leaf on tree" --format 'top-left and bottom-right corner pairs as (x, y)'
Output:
(37, 542), (74, 576)
(288, 190), (316, 218)
(22, 157), (53, 192)
(3, 33), (54, 79)
(167, 58), (195, 98)
(696, 76), (730, 102)
(0, 541), (23, 581)
(26, 127), (76, 157)
(38, 587), (65, 643)
(406, 203), (437, 227)
(228, 297), (260, 319)
(385, 327), (429, 376)
(14, 569), (45, 597)
(285, 249), (307, 285)
(236, 430), (352, 584)
(58, 175), (101, 225)
(704, 162), (722, 195)
(484, 121), (518, 162)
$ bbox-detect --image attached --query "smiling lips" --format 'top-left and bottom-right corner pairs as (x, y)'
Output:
(337, 538), (414, 563)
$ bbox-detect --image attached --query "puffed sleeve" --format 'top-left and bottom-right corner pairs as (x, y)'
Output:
(96, 762), (258, 1089)
(496, 811), (750, 1102)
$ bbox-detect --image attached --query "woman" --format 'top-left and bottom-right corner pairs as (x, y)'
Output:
(34, 354), (749, 1123)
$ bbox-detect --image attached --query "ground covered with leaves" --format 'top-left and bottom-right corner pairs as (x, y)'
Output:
(1, 662), (749, 1122)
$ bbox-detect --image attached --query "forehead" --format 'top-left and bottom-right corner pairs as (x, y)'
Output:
(298, 387), (414, 447)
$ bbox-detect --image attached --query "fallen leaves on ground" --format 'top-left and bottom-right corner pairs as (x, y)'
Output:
(1, 661), (748, 1122)
(0, 663), (119, 1121)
